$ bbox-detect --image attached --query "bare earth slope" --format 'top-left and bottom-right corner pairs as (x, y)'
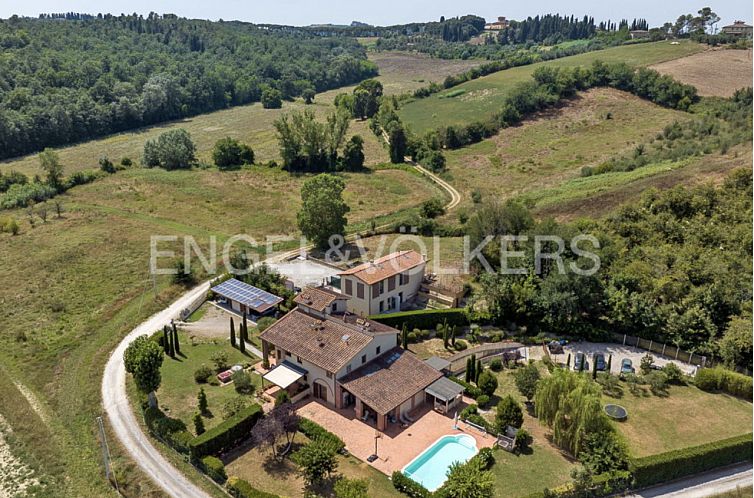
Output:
(651, 49), (753, 97)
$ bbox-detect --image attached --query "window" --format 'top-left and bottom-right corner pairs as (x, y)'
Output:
(376, 346), (381, 355)
(372, 283), (380, 299)
(326, 371), (333, 379)
(356, 282), (364, 299)
(331, 301), (338, 312)
(379, 300), (384, 313)
(296, 355), (302, 364)
(344, 279), (353, 296)
(388, 275), (396, 291)
(361, 354), (367, 364)
(346, 365), (352, 374)
(379, 280), (384, 294)
(388, 296), (396, 310)
(400, 273), (409, 285)
(285, 351), (291, 357)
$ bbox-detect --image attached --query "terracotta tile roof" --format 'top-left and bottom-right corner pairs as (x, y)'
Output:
(339, 348), (442, 414)
(260, 309), (373, 372)
(293, 287), (346, 313)
(338, 250), (425, 285)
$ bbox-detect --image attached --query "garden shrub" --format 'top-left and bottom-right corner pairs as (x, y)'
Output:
(391, 471), (431, 498)
(489, 358), (503, 372)
(694, 367), (752, 400)
(514, 428), (531, 452)
(189, 404), (262, 458)
(368, 308), (469, 330)
(194, 364), (213, 383)
(630, 433), (753, 487)
(298, 418), (345, 452)
(201, 455), (227, 483)
(232, 370), (253, 394)
(407, 332), (418, 343)
(471, 447), (495, 469)
(226, 476), (279, 498)
(476, 395), (490, 408)
(453, 340), (468, 351)
(448, 376), (482, 399)
(477, 371), (498, 396)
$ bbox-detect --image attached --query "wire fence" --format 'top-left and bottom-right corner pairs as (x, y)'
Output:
(612, 333), (707, 367)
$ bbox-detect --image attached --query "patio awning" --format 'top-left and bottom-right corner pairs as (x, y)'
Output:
(425, 377), (464, 402)
(263, 361), (307, 389)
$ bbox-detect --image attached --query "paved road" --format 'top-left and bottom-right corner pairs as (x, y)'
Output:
(625, 463), (752, 498)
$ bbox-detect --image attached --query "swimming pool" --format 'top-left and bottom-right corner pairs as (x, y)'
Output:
(402, 434), (478, 491)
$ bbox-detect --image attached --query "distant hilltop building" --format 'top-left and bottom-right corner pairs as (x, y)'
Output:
(484, 16), (510, 31)
(721, 21), (753, 37)
(629, 29), (651, 39)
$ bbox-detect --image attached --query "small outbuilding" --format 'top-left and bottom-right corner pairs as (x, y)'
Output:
(425, 356), (452, 375)
(424, 376), (465, 414)
(211, 278), (283, 318)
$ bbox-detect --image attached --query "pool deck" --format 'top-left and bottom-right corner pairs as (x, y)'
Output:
(296, 398), (495, 475)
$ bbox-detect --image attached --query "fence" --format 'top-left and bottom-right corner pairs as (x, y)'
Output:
(612, 333), (707, 367)
(448, 341), (525, 375)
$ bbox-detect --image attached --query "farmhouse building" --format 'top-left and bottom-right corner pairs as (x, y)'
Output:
(629, 29), (651, 39)
(338, 250), (426, 316)
(484, 16), (510, 31)
(259, 290), (462, 431)
(211, 278), (283, 318)
(722, 21), (753, 37)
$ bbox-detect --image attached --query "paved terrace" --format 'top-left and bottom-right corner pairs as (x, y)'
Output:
(296, 398), (494, 475)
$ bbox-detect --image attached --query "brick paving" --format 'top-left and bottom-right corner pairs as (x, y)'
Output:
(296, 398), (494, 475)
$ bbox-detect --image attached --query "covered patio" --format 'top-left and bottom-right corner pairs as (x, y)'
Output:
(262, 361), (309, 403)
(424, 377), (464, 414)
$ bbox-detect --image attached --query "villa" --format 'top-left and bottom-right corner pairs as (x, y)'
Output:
(259, 286), (464, 431)
(338, 250), (426, 316)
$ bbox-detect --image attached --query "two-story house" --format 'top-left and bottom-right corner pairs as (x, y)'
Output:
(338, 250), (426, 316)
(259, 286), (462, 431)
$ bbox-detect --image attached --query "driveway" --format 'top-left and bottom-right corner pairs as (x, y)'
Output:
(268, 257), (340, 288)
(530, 342), (697, 375)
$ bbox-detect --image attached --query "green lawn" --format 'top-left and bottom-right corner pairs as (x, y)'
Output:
(157, 331), (261, 431)
(225, 434), (401, 498)
(399, 40), (704, 133)
(605, 383), (753, 458)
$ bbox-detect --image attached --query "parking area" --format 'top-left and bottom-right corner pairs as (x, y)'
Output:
(529, 341), (698, 375)
(268, 257), (340, 289)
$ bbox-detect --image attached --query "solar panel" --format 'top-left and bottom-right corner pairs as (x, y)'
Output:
(211, 278), (283, 312)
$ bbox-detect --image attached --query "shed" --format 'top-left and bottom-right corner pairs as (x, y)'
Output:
(211, 278), (283, 317)
(424, 377), (464, 414)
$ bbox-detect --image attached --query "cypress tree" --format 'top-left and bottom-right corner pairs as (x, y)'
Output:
(239, 318), (246, 354)
(172, 321), (180, 355)
(193, 412), (205, 435)
(566, 353), (571, 368)
(242, 314), (248, 343)
(162, 326), (169, 354)
(165, 325), (175, 358)
(592, 357), (598, 380)
(607, 354), (612, 373)
(468, 355), (476, 383)
(465, 357), (472, 382)
(450, 325), (456, 346)
(230, 317), (236, 348)
(476, 360), (483, 384)
(198, 388), (208, 415)
(401, 324), (408, 350)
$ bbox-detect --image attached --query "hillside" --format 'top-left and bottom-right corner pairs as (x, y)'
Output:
(398, 40), (705, 133)
(650, 48), (753, 97)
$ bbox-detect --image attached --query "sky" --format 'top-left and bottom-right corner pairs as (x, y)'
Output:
(1, 0), (751, 29)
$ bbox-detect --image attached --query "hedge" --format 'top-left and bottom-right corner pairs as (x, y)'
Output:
(391, 470), (431, 498)
(200, 455), (227, 484)
(226, 476), (279, 498)
(189, 404), (262, 458)
(368, 308), (469, 330)
(448, 375), (482, 399)
(299, 417), (345, 452)
(630, 433), (753, 487)
(694, 367), (752, 400)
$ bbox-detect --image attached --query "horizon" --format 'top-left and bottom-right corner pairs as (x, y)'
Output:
(1, 1), (751, 30)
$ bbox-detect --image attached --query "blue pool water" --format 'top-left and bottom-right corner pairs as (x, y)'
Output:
(402, 434), (478, 491)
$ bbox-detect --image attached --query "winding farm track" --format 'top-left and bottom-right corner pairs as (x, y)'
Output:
(101, 156), (461, 497)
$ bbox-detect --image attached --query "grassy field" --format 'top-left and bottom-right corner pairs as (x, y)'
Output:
(528, 143), (752, 220)
(650, 48), (753, 97)
(156, 331), (261, 432)
(399, 40), (705, 133)
(439, 87), (686, 210)
(225, 433), (401, 498)
(605, 384), (753, 458)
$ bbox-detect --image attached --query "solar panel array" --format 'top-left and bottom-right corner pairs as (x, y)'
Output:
(211, 278), (282, 311)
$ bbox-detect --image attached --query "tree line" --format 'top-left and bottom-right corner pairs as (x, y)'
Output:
(0, 14), (377, 159)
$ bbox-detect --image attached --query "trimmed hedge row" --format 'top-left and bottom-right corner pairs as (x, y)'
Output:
(448, 375), (482, 399)
(695, 367), (752, 401)
(200, 455), (227, 484)
(189, 404), (262, 458)
(299, 417), (345, 452)
(630, 433), (753, 487)
(226, 476), (279, 498)
(368, 308), (469, 330)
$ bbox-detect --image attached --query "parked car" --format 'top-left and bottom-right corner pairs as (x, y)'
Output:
(573, 352), (589, 372)
(594, 353), (607, 371)
(547, 340), (564, 354)
(620, 358), (635, 377)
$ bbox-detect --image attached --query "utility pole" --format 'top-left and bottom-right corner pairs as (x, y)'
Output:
(97, 416), (119, 493)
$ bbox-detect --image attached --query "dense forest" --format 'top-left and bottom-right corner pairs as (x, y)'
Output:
(472, 169), (753, 370)
(0, 14), (377, 159)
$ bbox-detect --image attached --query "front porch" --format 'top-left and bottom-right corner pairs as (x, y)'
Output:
(296, 398), (494, 475)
